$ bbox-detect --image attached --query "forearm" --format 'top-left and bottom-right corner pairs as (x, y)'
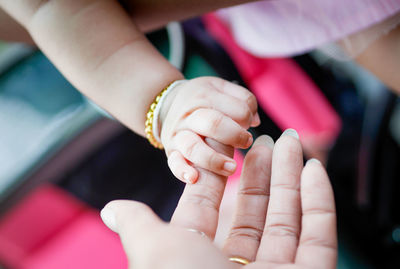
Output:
(356, 25), (400, 94)
(0, 0), (183, 136)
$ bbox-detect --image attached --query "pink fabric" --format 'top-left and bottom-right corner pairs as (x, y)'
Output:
(0, 185), (86, 268)
(0, 185), (127, 269)
(217, 0), (400, 57)
(203, 14), (341, 147)
(21, 211), (127, 269)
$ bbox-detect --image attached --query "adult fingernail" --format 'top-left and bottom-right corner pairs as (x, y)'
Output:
(306, 158), (321, 165)
(281, 128), (299, 139)
(224, 161), (237, 173)
(100, 207), (117, 233)
(253, 135), (274, 149)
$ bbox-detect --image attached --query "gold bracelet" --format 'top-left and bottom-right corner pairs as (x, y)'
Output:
(145, 80), (187, 149)
(145, 85), (169, 149)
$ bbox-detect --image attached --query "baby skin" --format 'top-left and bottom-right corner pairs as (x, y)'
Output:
(0, 0), (259, 183)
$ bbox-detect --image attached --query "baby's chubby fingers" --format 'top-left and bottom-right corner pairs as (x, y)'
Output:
(168, 150), (199, 184)
(179, 108), (253, 149)
(193, 89), (255, 128)
(172, 130), (237, 177)
(207, 77), (259, 127)
(172, 78), (259, 129)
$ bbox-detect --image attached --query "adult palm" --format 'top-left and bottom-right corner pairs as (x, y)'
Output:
(101, 130), (337, 269)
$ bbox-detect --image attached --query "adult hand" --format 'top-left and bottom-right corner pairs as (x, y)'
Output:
(101, 130), (337, 268)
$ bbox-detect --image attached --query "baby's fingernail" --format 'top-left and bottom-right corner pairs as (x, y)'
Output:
(252, 113), (261, 126)
(240, 132), (253, 148)
(224, 161), (237, 173)
(183, 173), (193, 184)
(100, 207), (117, 233)
(246, 133), (253, 147)
(253, 135), (274, 149)
(306, 158), (321, 165)
(281, 128), (299, 139)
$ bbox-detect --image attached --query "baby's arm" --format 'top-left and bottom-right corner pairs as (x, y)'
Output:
(0, 0), (183, 137)
(0, 0), (258, 183)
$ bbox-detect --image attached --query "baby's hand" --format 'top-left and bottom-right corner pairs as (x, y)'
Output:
(159, 77), (260, 183)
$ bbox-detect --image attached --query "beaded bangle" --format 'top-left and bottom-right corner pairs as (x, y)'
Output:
(145, 80), (187, 149)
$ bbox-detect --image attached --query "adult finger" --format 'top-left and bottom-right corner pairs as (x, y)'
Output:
(101, 200), (233, 269)
(257, 129), (303, 264)
(100, 200), (165, 268)
(171, 137), (234, 239)
(179, 108), (253, 149)
(223, 135), (274, 262)
(295, 159), (337, 269)
(172, 130), (237, 177)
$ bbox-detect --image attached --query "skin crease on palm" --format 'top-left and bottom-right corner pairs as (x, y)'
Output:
(101, 132), (338, 269)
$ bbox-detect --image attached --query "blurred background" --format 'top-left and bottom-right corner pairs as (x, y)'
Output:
(0, 14), (399, 269)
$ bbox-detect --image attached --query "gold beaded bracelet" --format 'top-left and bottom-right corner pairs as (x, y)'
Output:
(145, 80), (187, 149)
(145, 85), (169, 149)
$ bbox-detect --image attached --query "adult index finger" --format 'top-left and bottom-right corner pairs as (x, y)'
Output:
(171, 138), (234, 239)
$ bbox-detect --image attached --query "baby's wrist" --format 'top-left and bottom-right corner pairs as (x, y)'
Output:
(145, 79), (187, 149)
(158, 79), (187, 126)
